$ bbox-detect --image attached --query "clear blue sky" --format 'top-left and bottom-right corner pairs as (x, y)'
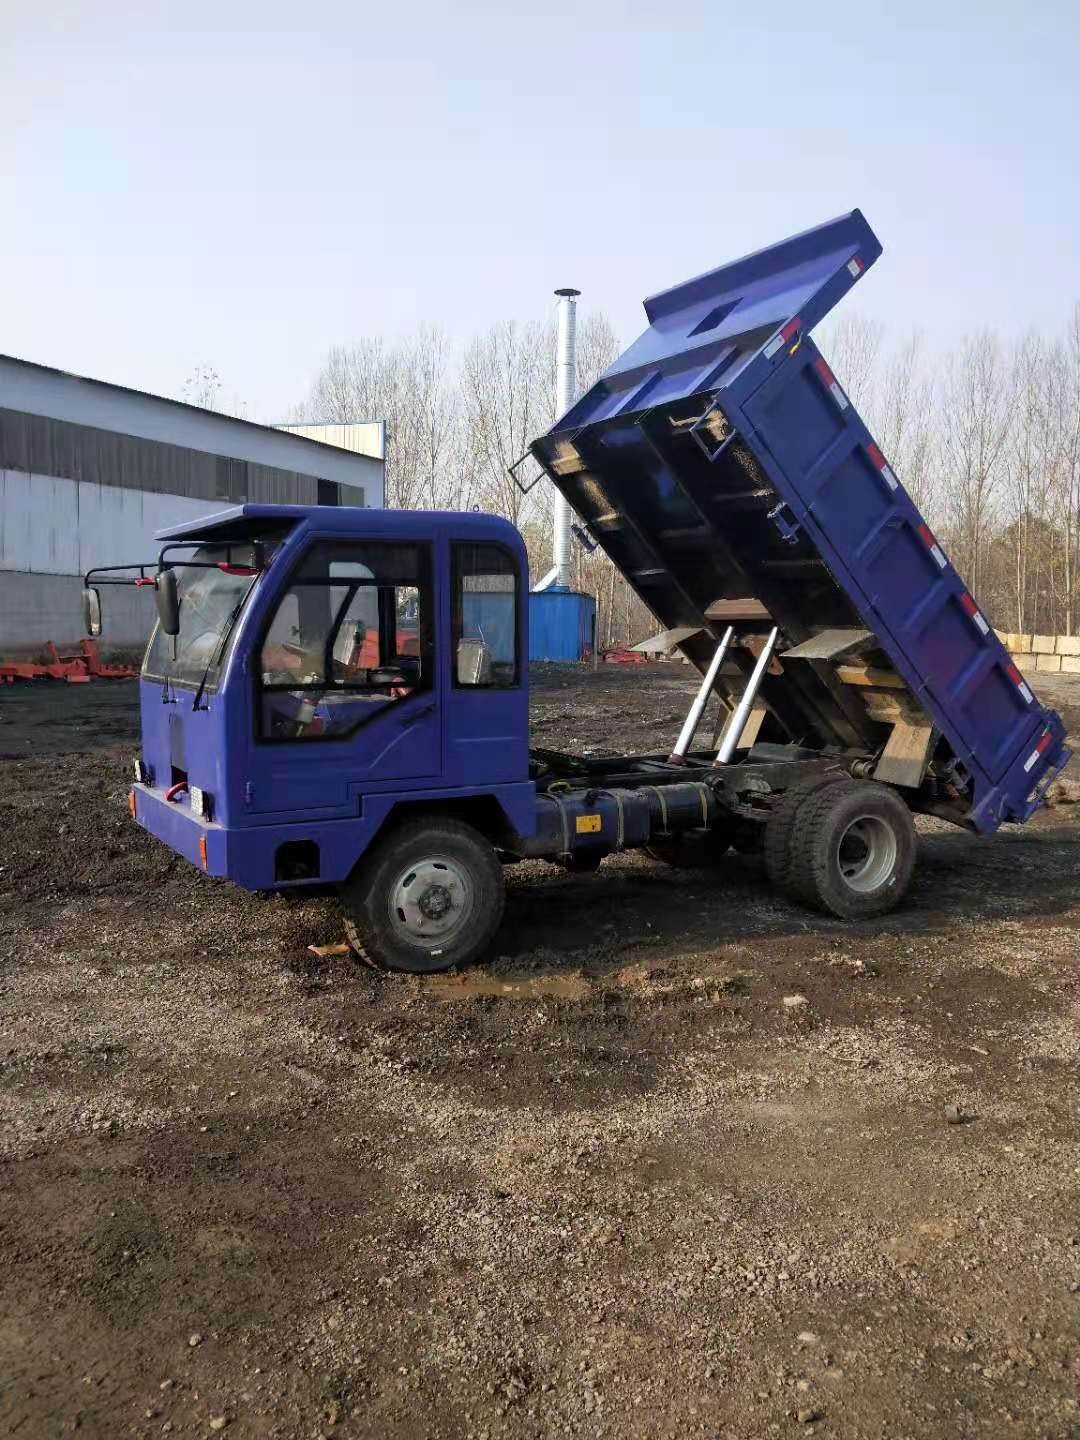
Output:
(2, 0), (1077, 420)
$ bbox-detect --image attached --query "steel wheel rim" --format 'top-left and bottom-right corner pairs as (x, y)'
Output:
(835, 814), (897, 894)
(388, 855), (475, 950)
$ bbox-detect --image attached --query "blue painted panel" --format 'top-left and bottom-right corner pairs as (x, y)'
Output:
(529, 591), (595, 661)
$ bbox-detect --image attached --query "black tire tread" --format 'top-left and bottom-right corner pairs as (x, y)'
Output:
(786, 780), (916, 918)
(763, 771), (851, 892)
(342, 816), (505, 974)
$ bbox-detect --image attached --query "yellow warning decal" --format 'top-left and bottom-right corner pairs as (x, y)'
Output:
(576, 814), (602, 834)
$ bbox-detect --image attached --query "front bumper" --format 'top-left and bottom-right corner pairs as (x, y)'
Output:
(131, 784), (228, 876)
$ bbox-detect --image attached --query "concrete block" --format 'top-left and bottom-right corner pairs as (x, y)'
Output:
(1055, 634), (1080, 656)
(1032, 634), (1056, 654)
(1036, 653), (1062, 672)
(1061, 656), (1080, 674)
(1009, 653), (1030, 670)
(994, 629), (1011, 646)
(1012, 634), (1033, 653)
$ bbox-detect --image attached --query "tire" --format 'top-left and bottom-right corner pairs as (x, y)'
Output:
(763, 771), (851, 892)
(785, 780), (917, 920)
(341, 817), (505, 974)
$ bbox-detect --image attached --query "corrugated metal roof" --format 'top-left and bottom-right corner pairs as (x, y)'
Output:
(0, 351), (383, 492)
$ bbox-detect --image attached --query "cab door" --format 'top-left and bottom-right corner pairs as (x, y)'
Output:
(442, 538), (529, 787)
(248, 536), (441, 817)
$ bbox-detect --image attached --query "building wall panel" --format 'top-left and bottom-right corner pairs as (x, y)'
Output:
(1, 468), (215, 576)
(0, 408), (373, 509)
(0, 569), (151, 655)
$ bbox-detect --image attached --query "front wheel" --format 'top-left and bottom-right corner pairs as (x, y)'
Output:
(341, 817), (505, 973)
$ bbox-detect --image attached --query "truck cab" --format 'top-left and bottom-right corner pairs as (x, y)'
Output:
(122, 504), (537, 932)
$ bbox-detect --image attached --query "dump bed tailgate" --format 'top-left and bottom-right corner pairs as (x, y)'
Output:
(529, 211), (1069, 832)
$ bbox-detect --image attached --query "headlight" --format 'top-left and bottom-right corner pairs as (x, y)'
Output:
(190, 785), (211, 820)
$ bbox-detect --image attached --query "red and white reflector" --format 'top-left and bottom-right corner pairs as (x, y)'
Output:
(958, 591), (990, 636)
(814, 357), (849, 410)
(1007, 661), (1034, 705)
(847, 256), (864, 279)
(764, 316), (801, 360)
(1023, 729), (1054, 773)
(916, 522), (947, 570)
(865, 442), (899, 491)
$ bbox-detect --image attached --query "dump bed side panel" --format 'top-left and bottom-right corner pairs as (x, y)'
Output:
(530, 212), (1069, 832)
(734, 337), (1066, 820)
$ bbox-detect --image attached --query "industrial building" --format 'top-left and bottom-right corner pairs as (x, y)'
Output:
(277, 420), (386, 461)
(0, 355), (384, 656)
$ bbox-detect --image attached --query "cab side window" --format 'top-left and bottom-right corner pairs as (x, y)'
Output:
(259, 541), (431, 741)
(452, 543), (519, 687)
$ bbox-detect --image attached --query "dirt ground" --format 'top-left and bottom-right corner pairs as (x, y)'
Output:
(2, 663), (1080, 1440)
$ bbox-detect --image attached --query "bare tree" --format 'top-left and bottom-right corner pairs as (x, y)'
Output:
(182, 365), (249, 419)
(288, 296), (1080, 644)
(939, 333), (1013, 597)
(1007, 335), (1038, 631)
(458, 319), (554, 531)
(294, 330), (458, 511)
(872, 332), (939, 521)
(823, 313), (883, 413)
(1054, 304), (1080, 632)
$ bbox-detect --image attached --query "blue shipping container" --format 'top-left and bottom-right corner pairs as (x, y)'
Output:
(529, 591), (596, 662)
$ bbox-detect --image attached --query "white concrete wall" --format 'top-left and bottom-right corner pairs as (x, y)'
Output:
(0, 569), (152, 655)
(0, 469), (210, 576)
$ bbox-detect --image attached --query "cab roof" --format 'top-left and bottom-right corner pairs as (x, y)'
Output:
(155, 504), (524, 548)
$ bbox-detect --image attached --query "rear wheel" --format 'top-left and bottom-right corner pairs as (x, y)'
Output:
(763, 771), (850, 892)
(341, 817), (505, 973)
(785, 780), (916, 919)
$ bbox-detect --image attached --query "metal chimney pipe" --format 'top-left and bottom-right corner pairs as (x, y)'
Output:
(553, 287), (580, 590)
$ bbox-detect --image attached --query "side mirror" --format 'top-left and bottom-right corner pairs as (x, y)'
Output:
(81, 587), (102, 638)
(156, 569), (180, 636)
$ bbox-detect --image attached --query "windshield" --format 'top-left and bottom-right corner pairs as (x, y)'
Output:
(142, 544), (259, 688)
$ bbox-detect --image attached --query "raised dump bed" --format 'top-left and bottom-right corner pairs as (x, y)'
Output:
(529, 210), (1070, 834)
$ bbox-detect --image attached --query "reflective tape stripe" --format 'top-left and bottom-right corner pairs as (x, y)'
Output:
(1006, 662), (1034, 704)
(764, 316), (802, 359)
(866, 441), (900, 491)
(959, 592), (991, 635)
(847, 257), (863, 278)
(917, 522), (947, 569)
(1023, 732), (1054, 773)
(814, 357), (849, 410)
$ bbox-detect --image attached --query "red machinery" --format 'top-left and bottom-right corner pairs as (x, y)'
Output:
(0, 639), (137, 684)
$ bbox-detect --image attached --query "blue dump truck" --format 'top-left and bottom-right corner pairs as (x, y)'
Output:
(83, 211), (1070, 973)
